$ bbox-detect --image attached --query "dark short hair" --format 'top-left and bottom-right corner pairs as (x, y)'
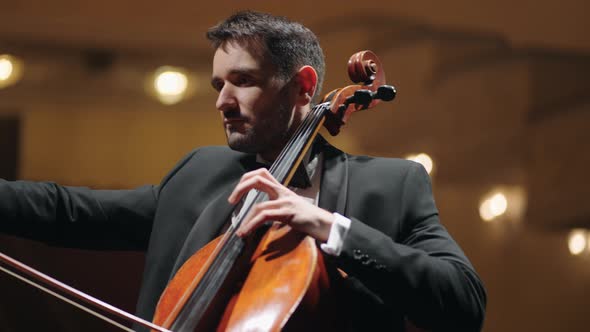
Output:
(207, 11), (325, 101)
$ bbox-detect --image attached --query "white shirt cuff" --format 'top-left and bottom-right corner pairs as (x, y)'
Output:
(320, 212), (351, 256)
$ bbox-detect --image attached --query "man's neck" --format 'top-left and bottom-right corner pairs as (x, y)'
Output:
(259, 104), (312, 162)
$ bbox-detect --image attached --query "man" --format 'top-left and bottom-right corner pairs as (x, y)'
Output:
(0, 11), (486, 331)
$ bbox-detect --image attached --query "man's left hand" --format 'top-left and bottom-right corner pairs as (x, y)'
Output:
(228, 168), (333, 242)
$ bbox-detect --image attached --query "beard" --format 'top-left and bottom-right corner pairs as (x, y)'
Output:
(226, 100), (294, 156)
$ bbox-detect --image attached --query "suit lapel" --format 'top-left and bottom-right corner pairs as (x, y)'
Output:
(318, 139), (349, 216)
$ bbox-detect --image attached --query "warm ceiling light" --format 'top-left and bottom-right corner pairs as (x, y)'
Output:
(405, 153), (434, 174)
(489, 193), (508, 217)
(479, 192), (508, 222)
(568, 229), (587, 255)
(480, 186), (526, 224)
(153, 66), (188, 105)
(479, 199), (495, 222)
(0, 57), (13, 80)
(0, 54), (23, 89)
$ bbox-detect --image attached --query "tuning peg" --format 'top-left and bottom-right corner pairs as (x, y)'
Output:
(352, 89), (373, 107)
(373, 85), (396, 101)
(339, 85), (396, 113)
(342, 89), (371, 109)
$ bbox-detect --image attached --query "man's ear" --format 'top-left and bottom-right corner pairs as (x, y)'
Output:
(295, 65), (318, 106)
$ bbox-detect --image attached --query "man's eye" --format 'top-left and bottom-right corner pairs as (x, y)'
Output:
(235, 76), (254, 86)
(212, 81), (224, 92)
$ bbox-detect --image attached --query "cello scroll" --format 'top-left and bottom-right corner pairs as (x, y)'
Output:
(322, 50), (396, 135)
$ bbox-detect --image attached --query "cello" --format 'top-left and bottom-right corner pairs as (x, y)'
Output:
(0, 50), (395, 332)
(152, 50), (395, 331)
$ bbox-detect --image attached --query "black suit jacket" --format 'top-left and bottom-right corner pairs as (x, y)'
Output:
(0, 141), (485, 331)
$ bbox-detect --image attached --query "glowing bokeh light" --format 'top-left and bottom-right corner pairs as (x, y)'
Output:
(153, 67), (188, 105)
(0, 57), (14, 81)
(0, 54), (23, 89)
(568, 229), (587, 255)
(479, 192), (509, 222)
(479, 199), (494, 222)
(489, 193), (508, 217)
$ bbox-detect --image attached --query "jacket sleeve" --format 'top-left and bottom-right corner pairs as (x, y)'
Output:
(0, 180), (158, 250)
(337, 161), (486, 331)
(0, 149), (200, 251)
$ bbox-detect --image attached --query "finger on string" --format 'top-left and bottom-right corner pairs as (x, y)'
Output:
(237, 207), (290, 237)
(241, 168), (281, 185)
(239, 168), (269, 181)
(228, 175), (279, 204)
(256, 167), (280, 183)
(239, 199), (290, 236)
(246, 199), (288, 219)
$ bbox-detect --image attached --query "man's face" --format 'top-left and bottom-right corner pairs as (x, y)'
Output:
(211, 42), (297, 158)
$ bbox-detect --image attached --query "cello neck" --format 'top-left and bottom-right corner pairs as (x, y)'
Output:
(268, 101), (330, 187)
(166, 101), (331, 331)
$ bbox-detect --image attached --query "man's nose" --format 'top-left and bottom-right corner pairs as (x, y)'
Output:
(216, 84), (237, 112)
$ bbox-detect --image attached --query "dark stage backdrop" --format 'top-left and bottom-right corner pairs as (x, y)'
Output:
(0, 115), (19, 181)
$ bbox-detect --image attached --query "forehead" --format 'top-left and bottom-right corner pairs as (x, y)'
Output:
(212, 41), (272, 76)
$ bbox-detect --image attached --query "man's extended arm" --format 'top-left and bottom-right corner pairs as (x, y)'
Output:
(0, 180), (157, 250)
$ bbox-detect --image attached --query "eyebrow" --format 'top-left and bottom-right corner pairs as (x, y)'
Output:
(210, 67), (261, 87)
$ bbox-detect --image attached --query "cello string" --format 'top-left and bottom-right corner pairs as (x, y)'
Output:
(228, 101), (327, 234)
(171, 102), (330, 330)
(223, 101), (328, 263)
(270, 102), (325, 177)
(227, 101), (325, 236)
(273, 102), (328, 183)
(271, 102), (326, 183)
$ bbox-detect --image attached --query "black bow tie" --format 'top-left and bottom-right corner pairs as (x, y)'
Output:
(249, 160), (312, 189)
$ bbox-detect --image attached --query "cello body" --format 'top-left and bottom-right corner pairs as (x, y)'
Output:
(153, 223), (343, 331)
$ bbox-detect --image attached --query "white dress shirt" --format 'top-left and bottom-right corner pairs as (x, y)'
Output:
(288, 152), (351, 257)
